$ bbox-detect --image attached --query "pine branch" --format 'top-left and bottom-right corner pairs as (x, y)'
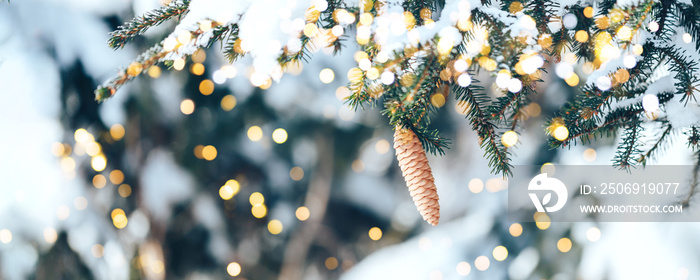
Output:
(672, 1), (700, 51)
(453, 83), (512, 176)
(687, 126), (700, 148)
(95, 45), (167, 101)
(681, 150), (700, 207)
(108, 0), (191, 49)
(638, 123), (673, 165)
(613, 119), (643, 169)
(551, 91), (675, 148)
(656, 46), (700, 104)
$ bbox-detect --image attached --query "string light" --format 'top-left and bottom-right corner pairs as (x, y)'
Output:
(368, 227), (382, 240)
(509, 223), (523, 237)
(290, 167), (304, 181)
(474, 256), (490, 271)
(180, 99), (195, 115)
(501, 131), (518, 147)
(268, 220), (283, 234)
(468, 178), (484, 193)
(586, 227), (601, 242)
(296, 206), (310, 221)
(325, 257), (339, 270)
(319, 68), (335, 83)
(0, 229), (12, 244)
(456, 261), (471, 276)
(247, 126), (263, 141)
(492, 246), (508, 261)
(272, 128), (288, 144)
(202, 145), (217, 161)
(227, 262), (241, 276)
(557, 237), (572, 252)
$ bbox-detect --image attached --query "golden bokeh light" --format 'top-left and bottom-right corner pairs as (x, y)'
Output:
(249, 192), (265, 206)
(375, 139), (390, 154)
(85, 142), (102, 157)
(93, 174), (107, 189)
(193, 145), (204, 159)
(109, 170), (125, 185)
(268, 219), (283, 234)
(251, 204), (267, 218)
(501, 130), (518, 147)
(180, 99), (195, 115)
(227, 262), (241, 276)
(534, 212), (551, 230)
(509, 223), (523, 237)
(295, 206), (310, 221)
(247, 126), (263, 141)
(118, 184), (132, 198)
(199, 79), (215, 95)
(51, 142), (66, 156)
(583, 148), (597, 162)
(492, 246), (508, 261)
(583, 6), (594, 18)
(565, 73), (579, 87)
(368, 227), (382, 241)
(552, 125), (570, 141)
(272, 128), (288, 144)
(221, 95), (237, 111)
(74, 128), (93, 143)
(557, 237), (572, 253)
(148, 66), (162, 78)
(112, 209), (128, 229)
(44, 228), (58, 244)
(352, 159), (365, 173)
(91, 244), (104, 258)
(202, 145), (217, 161)
(335, 86), (352, 100)
(325, 257), (339, 270)
(191, 63), (205, 76)
(110, 124), (125, 141)
(617, 25), (632, 41)
(319, 68), (335, 83)
(430, 93), (446, 107)
(575, 30), (589, 42)
(219, 180), (240, 200)
(290, 167), (304, 181)
(173, 58), (186, 71)
(61, 157), (76, 172)
(192, 49), (206, 63)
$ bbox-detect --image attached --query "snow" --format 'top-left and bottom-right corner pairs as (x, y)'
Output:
(139, 149), (195, 221)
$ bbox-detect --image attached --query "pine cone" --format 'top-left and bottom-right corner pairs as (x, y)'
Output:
(393, 126), (440, 226)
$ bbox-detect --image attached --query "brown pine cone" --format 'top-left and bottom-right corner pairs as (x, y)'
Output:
(393, 126), (440, 226)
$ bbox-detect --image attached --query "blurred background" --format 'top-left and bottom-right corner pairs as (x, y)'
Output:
(2, 0), (700, 279)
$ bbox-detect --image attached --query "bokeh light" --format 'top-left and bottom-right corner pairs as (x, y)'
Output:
(474, 256), (490, 271)
(227, 262), (241, 276)
(268, 219), (283, 234)
(295, 206), (310, 221)
(368, 227), (382, 241)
